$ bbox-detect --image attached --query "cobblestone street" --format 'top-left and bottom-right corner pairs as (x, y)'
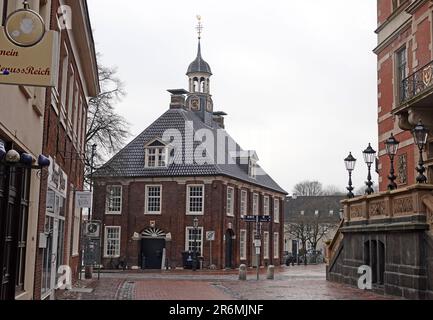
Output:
(56, 265), (397, 300)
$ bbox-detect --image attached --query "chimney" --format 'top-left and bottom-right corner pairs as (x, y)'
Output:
(167, 89), (189, 109)
(213, 111), (227, 128)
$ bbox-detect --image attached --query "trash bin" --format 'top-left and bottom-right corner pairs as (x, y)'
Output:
(182, 251), (194, 269)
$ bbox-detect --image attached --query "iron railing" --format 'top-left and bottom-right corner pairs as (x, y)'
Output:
(400, 60), (433, 104)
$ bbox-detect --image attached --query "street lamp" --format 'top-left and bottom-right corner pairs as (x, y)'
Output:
(344, 152), (357, 198)
(385, 133), (400, 190)
(412, 120), (429, 184)
(192, 217), (199, 271)
(363, 143), (377, 195)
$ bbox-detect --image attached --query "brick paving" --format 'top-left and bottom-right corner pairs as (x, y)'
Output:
(56, 265), (398, 300)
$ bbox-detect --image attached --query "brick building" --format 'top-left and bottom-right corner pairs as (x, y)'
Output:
(33, 0), (99, 300)
(376, 0), (433, 190)
(327, 0), (433, 299)
(92, 32), (287, 271)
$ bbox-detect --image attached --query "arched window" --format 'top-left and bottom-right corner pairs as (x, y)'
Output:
(200, 78), (206, 93)
(193, 78), (199, 92)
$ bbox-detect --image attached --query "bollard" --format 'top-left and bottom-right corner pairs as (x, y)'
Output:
(267, 265), (275, 280)
(239, 264), (247, 281)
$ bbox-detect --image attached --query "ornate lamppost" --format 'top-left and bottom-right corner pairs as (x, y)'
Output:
(385, 133), (400, 190)
(363, 143), (377, 195)
(344, 152), (357, 199)
(192, 217), (199, 271)
(412, 120), (429, 183)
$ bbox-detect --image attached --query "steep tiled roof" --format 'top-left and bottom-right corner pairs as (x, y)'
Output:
(94, 108), (287, 194)
(285, 196), (344, 223)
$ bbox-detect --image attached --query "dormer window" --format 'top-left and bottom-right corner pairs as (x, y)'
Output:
(249, 159), (257, 179)
(145, 139), (169, 168)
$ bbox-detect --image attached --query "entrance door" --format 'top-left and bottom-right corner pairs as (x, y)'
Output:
(140, 239), (165, 269)
(225, 230), (234, 269)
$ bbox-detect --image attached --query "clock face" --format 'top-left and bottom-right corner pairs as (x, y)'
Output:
(5, 9), (45, 47)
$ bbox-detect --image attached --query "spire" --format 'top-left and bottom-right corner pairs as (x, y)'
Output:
(187, 15), (212, 75)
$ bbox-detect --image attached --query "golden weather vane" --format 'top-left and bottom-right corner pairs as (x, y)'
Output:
(196, 15), (203, 40)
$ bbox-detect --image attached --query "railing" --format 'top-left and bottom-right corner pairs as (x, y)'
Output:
(400, 60), (433, 104)
(326, 219), (344, 265)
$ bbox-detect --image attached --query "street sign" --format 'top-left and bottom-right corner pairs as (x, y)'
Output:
(206, 231), (215, 241)
(84, 221), (101, 239)
(241, 215), (272, 223)
(83, 238), (100, 266)
(76, 191), (93, 208)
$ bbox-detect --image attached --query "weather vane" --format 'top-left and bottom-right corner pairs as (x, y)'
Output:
(196, 15), (203, 40)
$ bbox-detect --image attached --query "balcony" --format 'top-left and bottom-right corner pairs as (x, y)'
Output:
(394, 60), (433, 130)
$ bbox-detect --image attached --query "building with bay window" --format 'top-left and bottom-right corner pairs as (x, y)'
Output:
(92, 31), (287, 270)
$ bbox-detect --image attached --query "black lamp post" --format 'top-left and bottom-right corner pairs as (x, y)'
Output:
(344, 152), (357, 199)
(385, 133), (400, 190)
(192, 217), (199, 271)
(412, 120), (429, 183)
(363, 143), (377, 195)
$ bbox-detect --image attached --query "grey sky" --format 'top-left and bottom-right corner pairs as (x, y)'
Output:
(88, 0), (378, 194)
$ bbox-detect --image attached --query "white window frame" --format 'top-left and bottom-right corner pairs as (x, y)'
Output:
(274, 199), (280, 223)
(263, 196), (270, 216)
(240, 229), (247, 260)
(227, 187), (235, 217)
(249, 159), (257, 179)
(240, 190), (248, 216)
(274, 232), (280, 259)
(145, 147), (168, 168)
(186, 184), (205, 215)
(263, 231), (270, 259)
(104, 226), (121, 258)
(185, 227), (204, 255)
(253, 193), (259, 216)
(106, 185), (122, 215)
(145, 185), (162, 215)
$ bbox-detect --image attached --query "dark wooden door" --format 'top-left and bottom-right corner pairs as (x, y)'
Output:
(141, 239), (165, 269)
(225, 230), (234, 269)
(0, 165), (20, 300)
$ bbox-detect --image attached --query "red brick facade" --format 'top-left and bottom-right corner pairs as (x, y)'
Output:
(376, 0), (433, 190)
(92, 177), (285, 270)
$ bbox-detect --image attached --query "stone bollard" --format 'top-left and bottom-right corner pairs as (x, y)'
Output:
(239, 264), (247, 281)
(267, 265), (275, 280)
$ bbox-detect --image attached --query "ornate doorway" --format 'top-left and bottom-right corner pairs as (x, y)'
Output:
(140, 228), (166, 270)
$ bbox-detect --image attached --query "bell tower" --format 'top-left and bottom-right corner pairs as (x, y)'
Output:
(186, 16), (214, 125)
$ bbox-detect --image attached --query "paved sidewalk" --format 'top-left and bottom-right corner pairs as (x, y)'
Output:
(56, 265), (397, 300)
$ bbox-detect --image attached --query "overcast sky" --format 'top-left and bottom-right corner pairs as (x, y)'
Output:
(87, 0), (378, 195)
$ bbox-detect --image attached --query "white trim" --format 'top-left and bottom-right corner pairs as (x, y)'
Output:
(186, 184), (205, 215)
(274, 198), (280, 223)
(105, 185), (122, 215)
(240, 190), (248, 216)
(274, 232), (280, 259)
(240, 229), (247, 260)
(144, 145), (168, 168)
(263, 196), (270, 216)
(252, 193), (259, 216)
(145, 185), (162, 215)
(104, 226), (121, 258)
(263, 231), (270, 259)
(227, 186), (235, 217)
(185, 227), (204, 254)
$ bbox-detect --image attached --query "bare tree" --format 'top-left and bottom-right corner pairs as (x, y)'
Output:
(85, 60), (131, 184)
(308, 218), (336, 251)
(293, 180), (323, 196)
(285, 219), (309, 265)
(322, 185), (345, 196)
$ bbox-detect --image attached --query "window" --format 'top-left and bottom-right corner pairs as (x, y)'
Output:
(329, 210), (334, 216)
(240, 190), (248, 216)
(315, 210), (319, 216)
(249, 159), (257, 178)
(145, 147), (167, 168)
(72, 207), (81, 256)
(240, 230), (247, 260)
(274, 199), (280, 223)
(263, 232), (270, 259)
(187, 185), (204, 215)
(274, 233), (280, 259)
(396, 47), (407, 102)
(145, 185), (162, 214)
(104, 227), (121, 258)
(300, 210), (305, 216)
(392, 0), (404, 11)
(253, 193), (259, 216)
(106, 186), (122, 214)
(263, 196), (270, 216)
(227, 187), (234, 216)
(185, 227), (204, 255)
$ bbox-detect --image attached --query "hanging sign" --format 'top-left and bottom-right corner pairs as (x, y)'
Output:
(76, 191), (93, 209)
(4, 7), (46, 47)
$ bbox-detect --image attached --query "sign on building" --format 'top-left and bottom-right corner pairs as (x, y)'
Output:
(0, 27), (59, 87)
(76, 191), (93, 209)
(206, 231), (215, 241)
